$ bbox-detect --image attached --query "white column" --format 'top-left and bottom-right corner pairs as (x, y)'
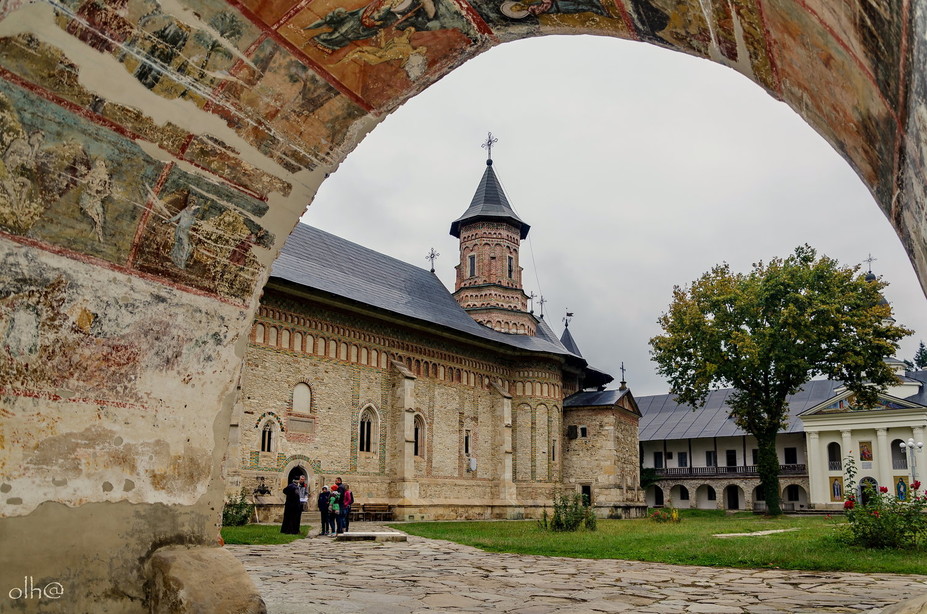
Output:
(876, 428), (891, 489)
(841, 429), (853, 462)
(806, 431), (823, 506)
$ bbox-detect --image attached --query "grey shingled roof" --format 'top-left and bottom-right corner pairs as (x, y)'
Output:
(637, 379), (843, 441)
(449, 161), (530, 239)
(560, 326), (582, 357)
(564, 388), (630, 408)
(270, 224), (575, 357)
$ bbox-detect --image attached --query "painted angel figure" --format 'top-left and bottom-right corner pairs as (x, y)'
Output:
(166, 196), (200, 269)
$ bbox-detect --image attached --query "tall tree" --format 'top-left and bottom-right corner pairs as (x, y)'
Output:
(914, 341), (927, 369)
(650, 245), (911, 515)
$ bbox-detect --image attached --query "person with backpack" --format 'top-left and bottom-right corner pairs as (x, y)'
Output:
(328, 484), (342, 535)
(316, 486), (331, 536)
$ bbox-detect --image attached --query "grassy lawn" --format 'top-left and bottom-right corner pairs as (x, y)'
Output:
(221, 524), (310, 545)
(399, 510), (927, 575)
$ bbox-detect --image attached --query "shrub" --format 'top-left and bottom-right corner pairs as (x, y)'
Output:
(841, 454), (927, 549)
(539, 493), (597, 532)
(222, 488), (254, 527)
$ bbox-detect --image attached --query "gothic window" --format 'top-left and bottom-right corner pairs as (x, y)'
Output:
(413, 415), (425, 458)
(292, 383), (311, 414)
(468, 254), (476, 277)
(260, 422), (275, 452)
(359, 407), (378, 453)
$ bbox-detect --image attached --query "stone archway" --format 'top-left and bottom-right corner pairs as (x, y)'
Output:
(1, 1), (927, 610)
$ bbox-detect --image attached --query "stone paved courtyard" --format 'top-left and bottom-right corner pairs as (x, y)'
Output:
(228, 522), (927, 613)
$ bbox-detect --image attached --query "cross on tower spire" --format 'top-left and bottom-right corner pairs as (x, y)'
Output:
(865, 253), (877, 274)
(563, 310), (573, 328)
(481, 132), (498, 163)
(619, 362), (627, 391)
(538, 295), (546, 319)
(528, 291), (536, 314)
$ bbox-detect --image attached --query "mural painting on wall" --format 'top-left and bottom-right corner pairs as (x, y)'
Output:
(0, 248), (240, 399)
(761, 0), (896, 206)
(55, 0), (261, 107)
(132, 166), (274, 300)
(0, 35), (292, 199)
(215, 37), (368, 173)
(0, 81), (164, 263)
(829, 476), (843, 502)
(468, 0), (632, 36)
(277, 0), (488, 109)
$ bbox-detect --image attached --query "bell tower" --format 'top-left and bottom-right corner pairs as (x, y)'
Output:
(450, 134), (536, 336)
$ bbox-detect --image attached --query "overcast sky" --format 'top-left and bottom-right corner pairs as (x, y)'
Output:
(299, 34), (927, 397)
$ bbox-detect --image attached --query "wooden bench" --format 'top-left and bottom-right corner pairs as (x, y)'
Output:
(360, 503), (393, 522)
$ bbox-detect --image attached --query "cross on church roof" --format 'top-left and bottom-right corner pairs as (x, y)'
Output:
(563, 310), (573, 328)
(481, 132), (498, 163)
(528, 291), (536, 314)
(538, 295), (546, 318)
(865, 253), (877, 273)
(425, 247), (439, 273)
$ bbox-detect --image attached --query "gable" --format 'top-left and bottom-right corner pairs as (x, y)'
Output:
(800, 390), (927, 416)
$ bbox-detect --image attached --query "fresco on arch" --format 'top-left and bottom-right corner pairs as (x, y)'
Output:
(276, 0), (491, 110)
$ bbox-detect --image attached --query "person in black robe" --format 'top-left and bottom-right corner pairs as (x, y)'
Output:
(280, 479), (302, 535)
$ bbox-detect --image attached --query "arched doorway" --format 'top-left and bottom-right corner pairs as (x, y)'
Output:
(2, 2), (927, 609)
(648, 485), (665, 508)
(860, 477), (879, 505)
(724, 485), (741, 510)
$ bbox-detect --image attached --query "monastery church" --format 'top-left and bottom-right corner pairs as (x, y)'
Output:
(226, 151), (646, 520)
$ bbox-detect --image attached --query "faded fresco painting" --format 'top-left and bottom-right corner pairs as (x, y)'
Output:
(132, 165), (274, 300)
(796, 0), (903, 109)
(55, 0), (262, 107)
(277, 0), (488, 109)
(763, 0), (895, 209)
(0, 35), (296, 199)
(214, 37), (368, 173)
(0, 246), (248, 511)
(468, 0), (631, 37)
(0, 80), (164, 264)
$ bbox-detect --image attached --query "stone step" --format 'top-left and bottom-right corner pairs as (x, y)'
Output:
(332, 532), (406, 542)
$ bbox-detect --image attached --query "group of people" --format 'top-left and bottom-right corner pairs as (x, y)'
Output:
(280, 475), (354, 536)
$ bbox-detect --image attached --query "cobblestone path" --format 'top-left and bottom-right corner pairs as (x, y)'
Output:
(228, 522), (927, 613)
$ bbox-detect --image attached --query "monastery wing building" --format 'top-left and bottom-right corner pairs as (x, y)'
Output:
(227, 156), (646, 520)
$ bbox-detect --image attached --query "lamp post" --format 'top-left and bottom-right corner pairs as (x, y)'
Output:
(900, 438), (924, 486)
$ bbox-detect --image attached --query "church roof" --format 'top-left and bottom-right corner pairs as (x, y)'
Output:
(564, 388), (631, 408)
(636, 379), (844, 441)
(559, 326), (582, 357)
(270, 224), (576, 358)
(449, 161), (530, 239)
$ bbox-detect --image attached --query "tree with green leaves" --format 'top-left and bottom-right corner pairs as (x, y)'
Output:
(914, 341), (927, 369)
(649, 245), (911, 516)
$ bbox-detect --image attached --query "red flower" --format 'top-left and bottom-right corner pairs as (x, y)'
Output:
(871, 511), (880, 517)
(912, 481), (922, 491)
(879, 486), (889, 493)
(844, 500), (855, 509)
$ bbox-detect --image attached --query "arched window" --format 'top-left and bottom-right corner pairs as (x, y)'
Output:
(413, 415), (425, 458)
(359, 407), (378, 453)
(292, 383), (311, 414)
(892, 439), (909, 470)
(260, 422), (275, 452)
(827, 442), (842, 470)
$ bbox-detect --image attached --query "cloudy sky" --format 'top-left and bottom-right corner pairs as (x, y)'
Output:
(299, 34), (927, 397)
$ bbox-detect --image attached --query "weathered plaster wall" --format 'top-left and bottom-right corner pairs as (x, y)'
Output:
(0, 0), (925, 609)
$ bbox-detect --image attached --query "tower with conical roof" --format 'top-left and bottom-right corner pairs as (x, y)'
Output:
(450, 135), (536, 336)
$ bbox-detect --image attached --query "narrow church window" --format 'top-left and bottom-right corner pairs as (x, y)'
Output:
(579, 426), (588, 438)
(359, 414), (372, 452)
(551, 439), (557, 462)
(413, 416), (425, 457)
(507, 256), (513, 279)
(464, 430), (471, 455)
(260, 422), (274, 452)
(468, 254), (476, 277)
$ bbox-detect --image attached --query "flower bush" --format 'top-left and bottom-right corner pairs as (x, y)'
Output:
(649, 508), (681, 523)
(841, 454), (927, 549)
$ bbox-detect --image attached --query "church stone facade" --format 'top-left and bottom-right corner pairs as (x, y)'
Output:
(226, 159), (646, 520)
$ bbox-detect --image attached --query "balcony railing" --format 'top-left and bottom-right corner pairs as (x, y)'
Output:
(653, 464), (807, 478)
(893, 459), (909, 470)
(828, 460), (842, 471)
